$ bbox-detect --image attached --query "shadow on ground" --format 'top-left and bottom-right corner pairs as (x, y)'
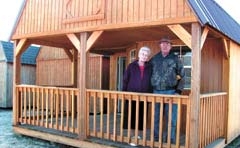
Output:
(0, 109), (75, 148)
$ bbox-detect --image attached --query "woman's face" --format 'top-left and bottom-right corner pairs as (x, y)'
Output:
(138, 50), (150, 62)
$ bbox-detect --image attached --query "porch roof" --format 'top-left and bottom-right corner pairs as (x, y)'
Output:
(10, 0), (240, 54)
(188, 0), (240, 44)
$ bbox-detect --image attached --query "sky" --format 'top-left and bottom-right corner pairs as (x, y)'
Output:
(0, 0), (240, 41)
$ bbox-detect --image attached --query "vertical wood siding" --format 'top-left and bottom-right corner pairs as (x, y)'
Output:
(0, 63), (36, 108)
(36, 46), (108, 90)
(201, 38), (224, 93)
(228, 41), (240, 142)
(14, 0), (195, 38)
(36, 47), (72, 86)
(0, 62), (7, 107)
(36, 58), (72, 86)
(87, 56), (102, 89)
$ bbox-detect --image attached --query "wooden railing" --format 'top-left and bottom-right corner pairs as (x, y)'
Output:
(86, 89), (190, 148)
(16, 85), (79, 134)
(199, 92), (227, 148)
(15, 85), (227, 148)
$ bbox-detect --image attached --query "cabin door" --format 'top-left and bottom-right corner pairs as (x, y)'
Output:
(117, 56), (126, 112)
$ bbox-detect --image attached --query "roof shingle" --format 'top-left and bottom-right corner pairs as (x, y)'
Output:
(0, 41), (39, 65)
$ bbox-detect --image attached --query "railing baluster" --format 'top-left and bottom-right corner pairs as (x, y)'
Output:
(16, 87), (20, 122)
(199, 97), (203, 148)
(32, 87), (35, 125)
(60, 89), (64, 131)
(159, 96), (164, 146)
(27, 87), (31, 124)
(167, 98), (172, 147)
(45, 88), (49, 128)
(142, 95), (147, 146)
(86, 91), (90, 136)
(127, 95), (132, 141)
(66, 90), (69, 131)
(55, 88), (59, 129)
(185, 97), (190, 148)
(150, 96), (155, 147)
(120, 93), (124, 142)
(134, 95), (139, 144)
(93, 91), (97, 136)
(71, 90), (75, 133)
(176, 98), (181, 148)
(50, 89), (53, 128)
(107, 93), (110, 139)
(24, 87), (27, 123)
(41, 87), (44, 126)
(113, 93), (117, 141)
(36, 87), (39, 126)
(100, 92), (104, 138)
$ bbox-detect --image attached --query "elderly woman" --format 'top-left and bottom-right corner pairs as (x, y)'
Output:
(122, 46), (152, 135)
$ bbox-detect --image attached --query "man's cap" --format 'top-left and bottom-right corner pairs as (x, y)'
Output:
(159, 36), (171, 44)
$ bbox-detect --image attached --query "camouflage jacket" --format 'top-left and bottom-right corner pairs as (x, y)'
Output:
(150, 51), (185, 93)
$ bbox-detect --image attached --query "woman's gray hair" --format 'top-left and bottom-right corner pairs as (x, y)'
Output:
(138, 46), (151, 56)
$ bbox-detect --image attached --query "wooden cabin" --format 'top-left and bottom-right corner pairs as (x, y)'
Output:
(0, 41), (39, 108)
(10, 0), (240, 148)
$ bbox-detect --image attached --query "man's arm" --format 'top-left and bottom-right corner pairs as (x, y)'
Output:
(175, 59), (185, 94)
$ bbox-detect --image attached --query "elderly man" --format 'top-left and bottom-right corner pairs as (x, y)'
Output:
(150, 36), (185, 143)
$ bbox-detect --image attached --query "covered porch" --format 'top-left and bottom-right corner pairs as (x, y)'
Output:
(12, 18), (230, 147)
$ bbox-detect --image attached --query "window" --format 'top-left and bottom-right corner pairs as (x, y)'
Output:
(172, 46), (191, 89)
(129, 49), (136, 63)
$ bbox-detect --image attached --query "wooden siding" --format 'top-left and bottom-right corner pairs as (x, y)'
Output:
(228, 41), (240, 142)
(36, 46), (109, 89)
(201, 38), (224, 93)
(36, 46), (72, 86)
(37, 46), (69, 60)
(13, 0), (196, 39)
(0, 63), (36, 108)
(87, 56), (102, 89)
(0, 62), (7, 107)
(36, 58), (72, 86)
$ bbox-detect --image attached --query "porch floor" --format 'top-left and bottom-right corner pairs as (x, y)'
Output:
(18, 112), (186, 147)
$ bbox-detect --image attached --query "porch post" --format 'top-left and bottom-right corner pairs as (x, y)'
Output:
(78, 32), (88, 139)
(72, 49), (78, 87)
(13, 41), (21, 125)
(13, 39), (30, 125)
(189, 23), (201, 148)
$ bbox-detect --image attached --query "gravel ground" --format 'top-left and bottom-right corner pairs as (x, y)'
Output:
(225, 136), (240, 148)
(0, 109), (74, 148)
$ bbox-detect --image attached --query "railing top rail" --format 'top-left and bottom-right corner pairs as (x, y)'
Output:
(16, 84), (79, 91)
(86, 89), (189, 99)
(200, 92), (227, 98)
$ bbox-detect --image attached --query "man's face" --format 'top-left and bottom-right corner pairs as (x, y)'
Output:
(159, 41), (171, 55)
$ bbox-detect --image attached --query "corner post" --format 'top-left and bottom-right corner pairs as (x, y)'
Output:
(13, 41), (21, 125)
(189, 23), (201, 148)
(78, 32), (88, 139)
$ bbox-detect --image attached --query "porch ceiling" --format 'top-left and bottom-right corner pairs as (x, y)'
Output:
(91, 25), (176, 54)
(27, 23), (218, 55)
